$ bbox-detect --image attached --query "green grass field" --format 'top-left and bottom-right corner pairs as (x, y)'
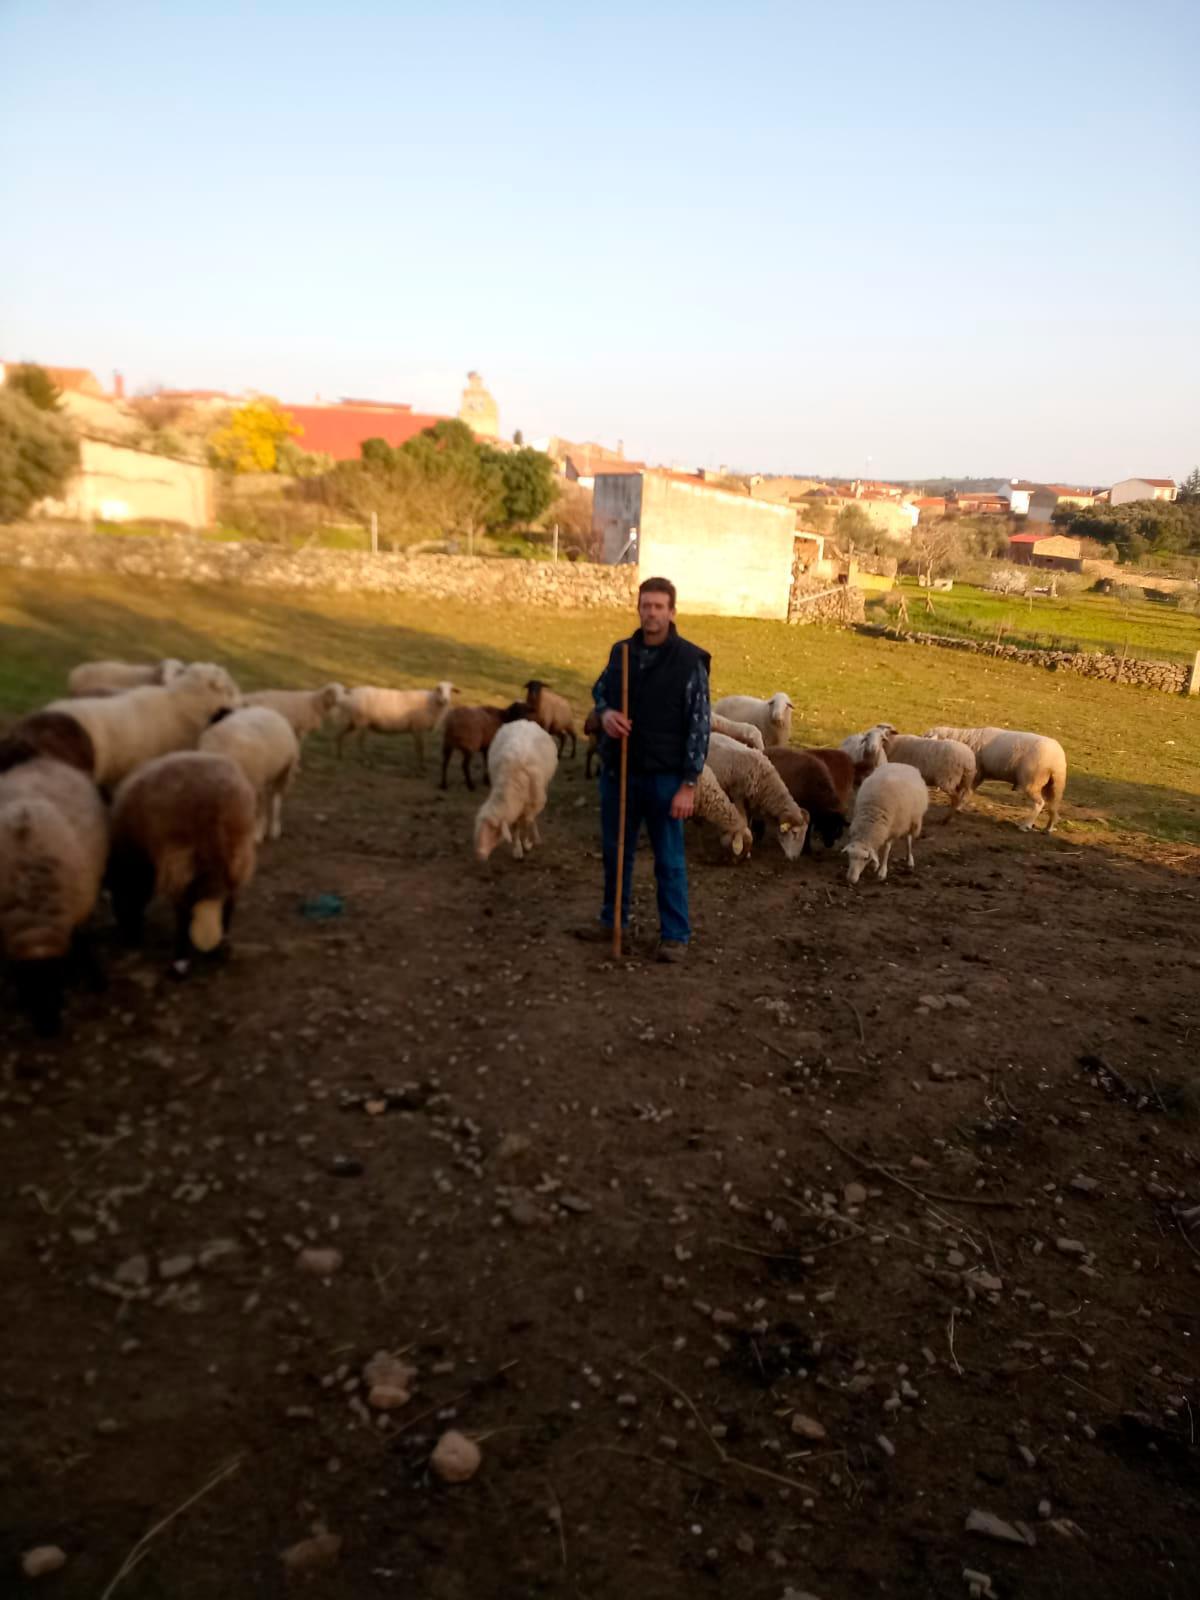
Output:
(869, 579), (1200, 665)
(2, 569), (1198, 844)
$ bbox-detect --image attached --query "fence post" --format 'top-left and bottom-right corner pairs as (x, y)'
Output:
(1188, 650), (1200, 696)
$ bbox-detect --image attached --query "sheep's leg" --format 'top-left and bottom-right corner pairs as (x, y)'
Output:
(463, 750), (476, 792)
(109, 845), (155, 946)
(171, 900), (196, 977)
(253, 792), (268, 845)
(568, 730), (577, 760)
(269, 786), (284, 841)
(556, 731), (566, 758)
(905, 832), (916, 870)
(877, 840), (893, 880)
(1019, 790), (1044, 831)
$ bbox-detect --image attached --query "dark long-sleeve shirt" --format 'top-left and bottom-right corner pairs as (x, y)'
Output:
(592, 646), (711, 783)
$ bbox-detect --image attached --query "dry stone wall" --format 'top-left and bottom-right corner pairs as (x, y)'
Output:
(0, 526), (640, 610)
(857, 623), (1192, 694)
(788, 576), (866, 626)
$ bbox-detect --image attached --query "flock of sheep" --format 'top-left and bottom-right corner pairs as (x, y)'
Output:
(0, 652), (1068, 1035)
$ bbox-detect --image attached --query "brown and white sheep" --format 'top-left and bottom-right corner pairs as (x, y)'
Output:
(764, 747), (850, 850)
(523, 680), (578, 759)
(440, 701), (532, 790)
(108, 751), (257, 974)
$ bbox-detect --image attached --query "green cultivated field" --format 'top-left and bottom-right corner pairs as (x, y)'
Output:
(870, 579), (1200, 664)
(1, 570), (1197, 844)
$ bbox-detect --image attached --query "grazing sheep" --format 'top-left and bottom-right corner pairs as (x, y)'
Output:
(45, 662), (241, 788)
(706, 732), (809, 859)
(0, 714), (108, 1034)
(243, 684), (346, 742)
(523, 680), (578, 759)
(839, 723), (896, 785)
(843, 763), (929, 885)
(474, 720), (558, 862)
(764, 747), (850, 850)
(67, 658), (185, 698)
(440, 702), (531, 791)
(583, 708), (602, 779)
(108, 751), (257, 974)
(883, 733), (976, 813)
(694, 765), (754, 858)
(803, 748), (856, 816)
(925, 725), (1067, 831)
(199, 706), (301, 843)
(709, 713), (765, 752)
(713, 692), (794, 747)
(335, 681), (457, 763)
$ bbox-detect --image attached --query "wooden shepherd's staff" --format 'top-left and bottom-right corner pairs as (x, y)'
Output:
(612, 643), (630, 959)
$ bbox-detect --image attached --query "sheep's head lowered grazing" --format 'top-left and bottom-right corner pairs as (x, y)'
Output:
(842, 840), (879, 886)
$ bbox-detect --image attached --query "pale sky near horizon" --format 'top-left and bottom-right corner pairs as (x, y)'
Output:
(1, 1), (1197, 484)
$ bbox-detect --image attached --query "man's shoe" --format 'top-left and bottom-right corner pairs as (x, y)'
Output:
(574, 922), (618, 944)
(656, 940), (688, 964)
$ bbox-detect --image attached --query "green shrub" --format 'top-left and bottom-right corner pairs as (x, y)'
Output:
(0, 388), (79, 521)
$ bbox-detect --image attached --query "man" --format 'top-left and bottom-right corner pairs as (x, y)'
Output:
(578, 576), (711, 962)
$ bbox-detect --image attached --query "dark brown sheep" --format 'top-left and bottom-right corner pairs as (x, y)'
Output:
(763, 746), (849, 849)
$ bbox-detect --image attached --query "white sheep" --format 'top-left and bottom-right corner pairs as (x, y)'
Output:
(45, 663), (241, 788)
(709, 712), (765, 752)
(199, 706), (300, 843)
(474, 720), (558, 862)
(694, 765), (755, 858)
(0, 713), (109, 1033)
(925, 725), (1067, 832)
(243, 684), (346, 742)
(883, 734), (976, 813)
(713, 692), (794, 747)
(706, 732), (809, 859)
(109, 751), (257, 974)
(335, 681), (457, 763)
(839, 723), (896, 783)
(67, 658), (185, 698)
(843, 763), (929, 885)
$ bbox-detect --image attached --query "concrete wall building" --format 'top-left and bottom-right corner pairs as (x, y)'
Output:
(593, 470), (798, 620)
(998, 480), (1038, 516)
(1027, 485), (1096, 525)
(1109, 477), (1178, 506)
(38, 437), (214, 529)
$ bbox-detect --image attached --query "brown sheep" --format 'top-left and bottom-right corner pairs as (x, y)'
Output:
(523, 680), (577, 759)
(803, 748), (856, 815)
(763, 746), (849, 850)
(440, 702), (531, 790)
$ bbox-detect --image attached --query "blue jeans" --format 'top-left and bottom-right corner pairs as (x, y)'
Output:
(599, 769), (690, 943)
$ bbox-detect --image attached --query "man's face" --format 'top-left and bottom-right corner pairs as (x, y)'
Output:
(639, 589), (674, 641)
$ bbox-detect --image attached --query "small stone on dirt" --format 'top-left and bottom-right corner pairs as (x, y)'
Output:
(1069, 1176), (1099, 1194)
(22, 1547), (67, 1578)
(281, 1532), (342, 1572)
(364, 1351), (417, 1409)
(844, 1182), (868, 1207)
(297, 1247), (343, 1276)
(114, 1255), (149, 1288)
(508, 1198), (545, 1227)
(431, 1429), (482, 1482)
(159, 1254), (195, 1280)
(1055, 1238), (1086, 1256)
(965, 1509), (1035, 1546)
(496, 1133), (532, 1161)
(790, 1413), (827, 1441)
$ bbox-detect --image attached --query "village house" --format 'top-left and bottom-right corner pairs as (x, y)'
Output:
(1027, 484), (1097, 525)
(1109, 477), (1178, 506)
(997, 479), (1039, 516)
(285, 398), (451, 460)
(950, 490), (1009, 515)
(1008, 531), (1084, 571)
(593, 469), (798, 619)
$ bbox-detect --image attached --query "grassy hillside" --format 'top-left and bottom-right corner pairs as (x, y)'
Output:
(2, 569), (1198, 842)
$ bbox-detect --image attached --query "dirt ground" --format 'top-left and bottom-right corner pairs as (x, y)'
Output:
(2, 743), (1199, 1600)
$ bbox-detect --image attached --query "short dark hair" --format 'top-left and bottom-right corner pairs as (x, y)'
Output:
(638, 576), (677, 608)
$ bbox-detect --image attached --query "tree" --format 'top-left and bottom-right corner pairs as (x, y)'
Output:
(5, 363), (62, 412)
(207, 399), (300, 474)
(1180, 466), (1200, 501)
(909, 517), (965, 585)
(488, 446), (557, 528)
(513, 428), (524, 446)
(275, 438), (334, 478)
(0, 388), (80, 521)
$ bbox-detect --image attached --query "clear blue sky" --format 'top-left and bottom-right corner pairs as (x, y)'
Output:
(2, 1), (1197, 483)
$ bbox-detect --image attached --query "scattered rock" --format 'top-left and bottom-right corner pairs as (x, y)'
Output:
(965, 1508), (1036, 1546)
(114, 1254), (150, 1288)
(962, 1568), (996, 1599)
(508, 1198), (544, 1228)
(929, 1063), (959, 1082)
(22, 1547), (67, 1578)
(496, 1133), (532, 1161)
(1018, 1445), (1038, 1469)
(558, 1194), (592, 1215)
(329, 1155), (364, 1178)
(297, 1247), (343, 1276)
(944, 995), (971, 1010)
(281, 1531), (342, 1573)
(947, 1250), (967, 1269)
(1055, 1238), (1086, 1256)
(919, 995), (947, 1011)
(364, 1351), (417, 1409)
(1069, 1175), (1099, 1194)
(972, 1272), (1003, 1293)
(790, 1414), (827, 1441)
(431, 1429), (482, 1482)
(843, 1182), (868, 1208)
(158, 1254), (195, 1280)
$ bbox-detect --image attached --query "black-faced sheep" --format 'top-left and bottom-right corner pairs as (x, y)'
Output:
(108, 751), (257, 975)
(0, 713), (109, 1034)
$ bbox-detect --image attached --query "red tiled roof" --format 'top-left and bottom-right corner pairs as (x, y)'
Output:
(288, 403), (450, 460)
(913, 497), (946, 507)
(1039, 485), (1094, 498)
(1010, 531), (1058, 543)
(1131, 478), (1176, 488)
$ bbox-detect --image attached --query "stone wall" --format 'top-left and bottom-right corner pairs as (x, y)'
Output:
(857, 623), (1192, 694)
(787, 576), (866, 626)
(0, 525), (641, 610)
